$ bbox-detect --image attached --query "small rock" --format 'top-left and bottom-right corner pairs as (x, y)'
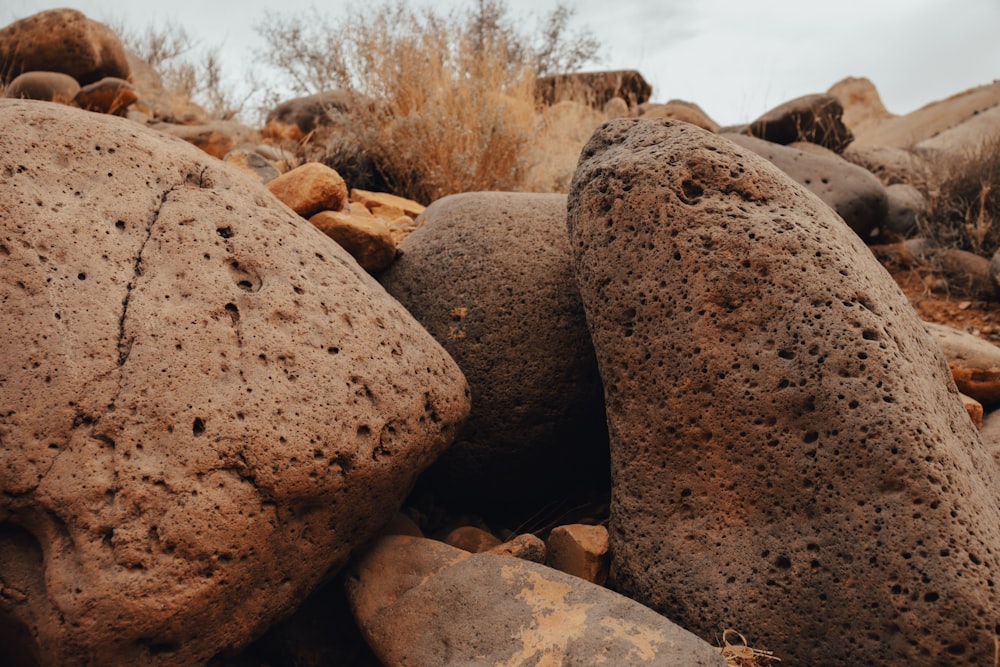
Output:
(3, 70), (79, 103)
(268, 162), (349, 218)
(488, 533), (547, 563)
(223, 148), (281, 184)
(72, 76), (137, 115)
(639, 99), (720, 132)
(444, 525), (502, 553)
(961, 393), (984, 429)
(879, 183), (926, 241)
(350, 188), (426, 220)
(545, 523), (610, 586)
(308, 209), (397, 273)
(381, 512), (424, 538)
(925, 321), (1000, 407)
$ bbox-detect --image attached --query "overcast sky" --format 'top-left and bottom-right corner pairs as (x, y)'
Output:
(6, 0), (1000, 126)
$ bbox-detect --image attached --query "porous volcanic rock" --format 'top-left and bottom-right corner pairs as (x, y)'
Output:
(0, 99), (469, 666)
(725, 132), (888, 239)
(0, 9), (131, 85)
(345, 535), (727, 667)
(567, 118), (1000, 665)
(379, 192), (608, 515)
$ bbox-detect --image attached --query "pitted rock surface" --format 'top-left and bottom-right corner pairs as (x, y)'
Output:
(0, 99), (470, 666)
(0, 9), (131, 86)
(567, 118), (1000, 665)
(346, 535), (727, 667)
(379, 192), (608, 512)
(725, 132), (888, 239)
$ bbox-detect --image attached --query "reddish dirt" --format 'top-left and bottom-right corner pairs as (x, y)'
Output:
(886, 262), (1000, 344)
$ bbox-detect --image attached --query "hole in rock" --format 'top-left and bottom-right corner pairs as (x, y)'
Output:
(193, 418), (206, 436)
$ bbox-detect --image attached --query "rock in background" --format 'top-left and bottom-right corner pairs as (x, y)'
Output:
(380, 192), (609, 518)
(0, 99), (470, 666)
(567, 118), (1000, 665)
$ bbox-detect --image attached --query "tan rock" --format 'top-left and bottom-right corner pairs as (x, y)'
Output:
(269, 162), (349, 218)
(961, 393), (984, 429)
(350, 188), (426, 220)
(639, 99), (720, 132)
(308, 209), (397, 273)
(925, 322), (1000, 407)
(488, 533), (547, 563)
(72, 76), (137, 115)
(444, 525), (502, 553)
(3, 70), (79, 103)
(545, 523), (610, 586)
(223, 148), (281, 184)
(827, 76), (894, 134)
(346, 535), (727, 666)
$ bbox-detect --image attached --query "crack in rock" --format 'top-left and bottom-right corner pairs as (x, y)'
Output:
(117, 185), (178, 366)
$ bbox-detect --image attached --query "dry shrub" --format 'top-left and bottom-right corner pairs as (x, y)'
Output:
(256, 0), (603, 203)
(923, 133), (1000, 256)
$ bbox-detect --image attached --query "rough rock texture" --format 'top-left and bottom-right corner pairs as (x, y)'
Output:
(545, 523), (609, 585)
(346, 535), (727, 667)
(0, 99), (470, 666)
(748, 93), (854, 153)
(725, 132), (889, 239)
(379, 192), (608, 514)
(567, 118), (1000, 665)
(0, 9), (131, 86)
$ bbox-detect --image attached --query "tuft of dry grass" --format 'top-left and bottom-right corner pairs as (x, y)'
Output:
(923, 133), (1000, 257)
(718, 629), (781, 667)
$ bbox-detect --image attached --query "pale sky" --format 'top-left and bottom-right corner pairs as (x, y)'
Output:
(6, 0), (1000, 126)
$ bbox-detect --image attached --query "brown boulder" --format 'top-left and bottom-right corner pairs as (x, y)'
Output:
(0, 9), (130, 85)
(567, 118), (1000, 665)
(308, 209), (397, 273)
(749, 93), (854, 153)
(926, 322), (1000, 407)
(0, 99), (469, 665)
(639, 99), (720, 132)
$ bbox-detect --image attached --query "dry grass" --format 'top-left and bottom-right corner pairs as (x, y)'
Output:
(718, 629), (781, 667)
(923, 133), (1000, 256)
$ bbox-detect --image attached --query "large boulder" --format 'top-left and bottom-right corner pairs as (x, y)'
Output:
(567, 118), (1000, 665)
(0, 9), (131, 85)
(0, 99), (470, 666)
(725, 132), (889, 239)
(379, 192), (608, 515)
(345, 535), (727, 666)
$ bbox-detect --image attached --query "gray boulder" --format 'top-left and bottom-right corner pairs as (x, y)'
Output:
(346, 535), (727, 666)
(567, 118), (1000, 666)
(725, 132), (889, 239)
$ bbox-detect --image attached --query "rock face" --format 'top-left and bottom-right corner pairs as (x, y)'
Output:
(345, 535), (727, 667)
(379, 192), (608, 513)
(0, 100), (470, 666)
(0, 9), (131, 85)
(567, 118), (1000, 665)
